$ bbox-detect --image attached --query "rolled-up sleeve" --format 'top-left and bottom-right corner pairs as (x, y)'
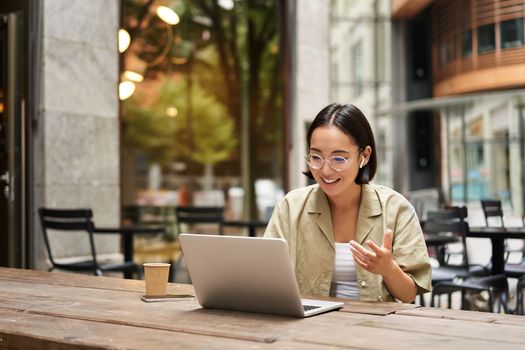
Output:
(392, 204), (432, 294)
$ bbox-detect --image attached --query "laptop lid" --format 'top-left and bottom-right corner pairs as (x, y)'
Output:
(179, 233), (344, 317)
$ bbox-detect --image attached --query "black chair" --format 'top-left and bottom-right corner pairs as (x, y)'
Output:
(480, 199), (504, 227)
(426, 207), (508, 312)
(39, 208), (141, 278)
(425, 207), (467, 267)
(174, 206), (224, 235)
(480, 199), (525, 262)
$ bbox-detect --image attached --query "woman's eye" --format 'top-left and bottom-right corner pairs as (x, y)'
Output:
(310, 154), (323, 161)
(331, 156), (347, 164)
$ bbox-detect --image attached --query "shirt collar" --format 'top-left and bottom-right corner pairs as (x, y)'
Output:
(307, 183), (383, 247)
(307, 183), (382, 218)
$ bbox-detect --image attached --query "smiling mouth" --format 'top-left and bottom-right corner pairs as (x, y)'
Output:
(321, 177), (340, 184)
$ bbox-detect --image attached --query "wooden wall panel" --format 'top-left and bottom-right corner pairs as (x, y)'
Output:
(432, 0), (525, 95)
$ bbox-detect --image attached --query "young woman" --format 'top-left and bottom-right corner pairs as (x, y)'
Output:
(264, 103), (431, 303)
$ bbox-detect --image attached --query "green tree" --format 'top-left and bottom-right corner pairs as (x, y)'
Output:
(123, 77), (237, 179)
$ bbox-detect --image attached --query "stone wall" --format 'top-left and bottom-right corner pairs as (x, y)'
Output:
(289, 0), (331, 190)
(33, 0), (120, 268)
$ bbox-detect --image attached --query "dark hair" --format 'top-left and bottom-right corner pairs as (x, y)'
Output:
(303, 103), (377, 184)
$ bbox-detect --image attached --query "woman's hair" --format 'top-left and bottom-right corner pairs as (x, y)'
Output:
(303, 103), (377, 184)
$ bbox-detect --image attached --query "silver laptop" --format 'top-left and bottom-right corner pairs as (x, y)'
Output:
(179, 233), (344, 317)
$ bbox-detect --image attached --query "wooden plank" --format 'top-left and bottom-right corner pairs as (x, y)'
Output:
(305, 294), (420, 316)
(0, 308), (271, 350)
(0, 280), (375, 345)
(356, 314), (525, 345)
(339, 300), (420, 316)
(294, 323), (523, 350)
(493, 315), (525, 326)
(396, 306), (508, 323)
(395, 306), (498, 322)
(0, 267), (194, 295)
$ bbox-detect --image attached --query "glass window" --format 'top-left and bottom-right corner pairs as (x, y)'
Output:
(500, 18), (524, 49)
(461, 30), (472, 57)
(477, 24), (495, 54)
(120, 1), (286, 222)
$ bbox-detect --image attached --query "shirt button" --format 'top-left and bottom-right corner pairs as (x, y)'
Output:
(360, 280), (368, 288)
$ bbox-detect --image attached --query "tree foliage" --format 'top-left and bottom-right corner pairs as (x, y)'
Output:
(123, 77), (236, 167)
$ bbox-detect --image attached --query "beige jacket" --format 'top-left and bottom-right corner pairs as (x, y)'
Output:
(264, 183), (432, 302)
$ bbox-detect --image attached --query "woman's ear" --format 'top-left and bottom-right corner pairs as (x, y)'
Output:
(360, 146), (372, 168)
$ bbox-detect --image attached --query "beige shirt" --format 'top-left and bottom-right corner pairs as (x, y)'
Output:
(264, 183), (432, 302)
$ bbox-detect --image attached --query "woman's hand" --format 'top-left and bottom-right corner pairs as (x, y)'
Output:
(349, 229), (417, 303)
(349, 229), (396, 276)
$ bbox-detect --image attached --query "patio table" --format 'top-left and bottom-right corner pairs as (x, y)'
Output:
(0, 267), (524, 349)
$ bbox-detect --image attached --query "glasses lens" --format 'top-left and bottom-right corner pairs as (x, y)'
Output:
(329, 156), (348, 171)
(307, 154), (323, 169)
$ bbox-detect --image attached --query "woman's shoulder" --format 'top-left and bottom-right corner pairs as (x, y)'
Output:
(366, 183), (413, 209)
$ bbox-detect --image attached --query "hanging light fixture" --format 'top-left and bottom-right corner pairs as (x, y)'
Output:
(124, 70), (144, 82)
(156, 6), (180, 25)
(119, 81), (136, 100)
(118, 29), (131, 53)
(218, 0), (234, 11)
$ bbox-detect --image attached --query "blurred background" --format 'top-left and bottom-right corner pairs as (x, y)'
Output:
(1, 0), (525, 274)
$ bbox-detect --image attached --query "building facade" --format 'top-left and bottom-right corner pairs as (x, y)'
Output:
(390, 0), (525, 221)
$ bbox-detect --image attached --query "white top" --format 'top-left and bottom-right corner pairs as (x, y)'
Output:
(330, 242), (359, 299)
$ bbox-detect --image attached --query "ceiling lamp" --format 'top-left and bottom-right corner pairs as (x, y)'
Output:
(119, 81), (136, 100)
(156, 6), (180, 25)
(118, 29), (131, 53)
(124, 70), (144, 82)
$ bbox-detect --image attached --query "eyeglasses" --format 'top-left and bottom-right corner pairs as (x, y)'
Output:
(305, 149), (362, 172)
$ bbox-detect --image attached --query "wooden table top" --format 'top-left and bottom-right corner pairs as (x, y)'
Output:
(1, 267), (524, 349)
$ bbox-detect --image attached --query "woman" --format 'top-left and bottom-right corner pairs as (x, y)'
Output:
(264, 103), (431, 303)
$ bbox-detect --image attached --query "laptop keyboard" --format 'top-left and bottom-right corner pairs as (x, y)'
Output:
(303, 304), (321, 312)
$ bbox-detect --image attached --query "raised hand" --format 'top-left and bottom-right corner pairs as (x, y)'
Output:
(349, 229), (396, 276)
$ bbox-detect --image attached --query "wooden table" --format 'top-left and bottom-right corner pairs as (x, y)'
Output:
(1, 267), (524, 349)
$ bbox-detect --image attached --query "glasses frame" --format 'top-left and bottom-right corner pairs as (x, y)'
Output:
(305, 148), (363, 172)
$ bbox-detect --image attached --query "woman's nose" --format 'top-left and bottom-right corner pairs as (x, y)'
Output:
(320, 160), (333, 174)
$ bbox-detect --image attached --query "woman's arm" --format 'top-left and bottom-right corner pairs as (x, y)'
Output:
(349, 229), (417, 303)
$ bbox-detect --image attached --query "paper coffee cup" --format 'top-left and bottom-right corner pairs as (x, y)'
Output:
(143, 262), (170, 296)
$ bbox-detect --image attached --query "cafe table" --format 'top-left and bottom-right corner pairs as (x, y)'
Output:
(468, 227), (525, 275)
(1, 267), (524, 349)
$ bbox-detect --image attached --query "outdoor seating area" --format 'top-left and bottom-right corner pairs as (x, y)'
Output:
(38, 204), (270, 283)
(415, 198), (525, 314)
(3, 0), (525, 348)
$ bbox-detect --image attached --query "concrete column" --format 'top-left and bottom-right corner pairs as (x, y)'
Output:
(289, 0), (331, 190)
(33, 0), (120, 268)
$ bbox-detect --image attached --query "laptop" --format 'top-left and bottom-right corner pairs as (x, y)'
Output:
(178, 233), (344, 317)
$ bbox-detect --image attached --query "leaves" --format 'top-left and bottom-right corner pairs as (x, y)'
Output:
(123, 77), (236, 167)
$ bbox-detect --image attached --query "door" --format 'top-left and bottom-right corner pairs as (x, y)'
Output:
(0, 12), (23, 267)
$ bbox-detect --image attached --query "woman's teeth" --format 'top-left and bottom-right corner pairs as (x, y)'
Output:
(322, 178), (339, 184)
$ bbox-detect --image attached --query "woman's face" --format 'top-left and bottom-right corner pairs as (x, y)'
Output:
(308, 125), (368, 198)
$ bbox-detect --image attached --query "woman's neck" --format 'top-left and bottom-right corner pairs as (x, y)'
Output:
(328, 184), (362, 211)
